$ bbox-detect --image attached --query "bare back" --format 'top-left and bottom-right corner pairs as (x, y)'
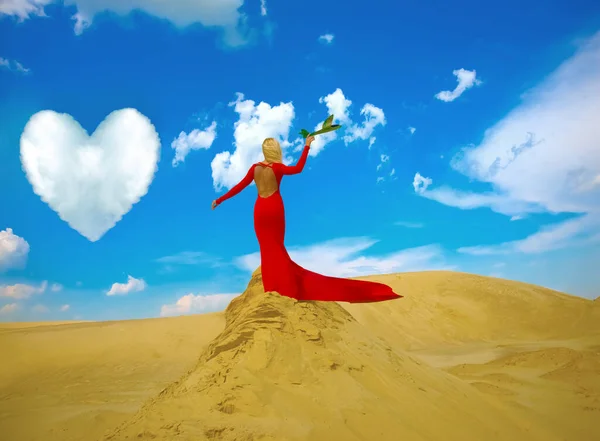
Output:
(214, 146), (310, 207)
(254, 163), (279, 198)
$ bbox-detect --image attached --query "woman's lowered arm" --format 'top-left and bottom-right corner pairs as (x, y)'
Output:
(213, 165), (255, 208)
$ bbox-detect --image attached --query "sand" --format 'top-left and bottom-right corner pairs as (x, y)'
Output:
(1, 270), (598, 441)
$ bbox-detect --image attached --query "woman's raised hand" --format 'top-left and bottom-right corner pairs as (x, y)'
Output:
(306, 135), (315, 146)
(211, 200), (218, 210)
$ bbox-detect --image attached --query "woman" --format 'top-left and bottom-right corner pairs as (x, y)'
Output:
(212, 136), (401, 303)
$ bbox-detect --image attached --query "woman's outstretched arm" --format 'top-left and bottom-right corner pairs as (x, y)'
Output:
(214, 165), (255, 207)
(278, 136), (314, 175)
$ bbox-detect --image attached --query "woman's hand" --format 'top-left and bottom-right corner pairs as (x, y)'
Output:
(306, 135), (315, 146)
(211, 200), (218, 210)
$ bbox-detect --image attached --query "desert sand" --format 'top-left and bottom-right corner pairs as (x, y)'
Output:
(1, 270), (598, 441)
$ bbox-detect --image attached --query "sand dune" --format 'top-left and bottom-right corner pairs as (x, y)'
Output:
(445, 344), (600, 440)
(1, 270), (598, 441)
(342, 271), (599, 350)
(0, 313), (225, 441)
(0, 321), (90, 330)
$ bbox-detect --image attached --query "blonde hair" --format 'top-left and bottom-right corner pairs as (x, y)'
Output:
(262, 138), (283, 163)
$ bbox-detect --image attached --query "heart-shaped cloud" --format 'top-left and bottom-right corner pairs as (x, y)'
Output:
(20, 109), (161, 242)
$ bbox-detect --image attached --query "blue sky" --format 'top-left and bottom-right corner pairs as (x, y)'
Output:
(1, 0), (599, 322)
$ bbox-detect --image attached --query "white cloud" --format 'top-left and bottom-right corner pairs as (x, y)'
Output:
(60, 304), (70, 311)
(0, 281), (47, 299)
(32, 304), (49, 313)
(155, 251), (223, 268)
(20, 108), (160, 242)
(212, 88), (387, 190)
(50, 283), (63, 292)
(0, 228), (30, 272)
(0, 0), (51, 20)
(310, 88), (386, 154)
(318, 33), (334, 44)
(408, 126), (416, 135)
(156, 251), (208, 264)
(2, 0), (250, 47)
(376, 154), (392, 182)
(306, 128), (336, 157)
(319, 88), (352, 125)
(308, 88), (353, 155)
(412, 175), (535, 217)
(343, 103), (386, 145)
(376, 154), (389, 171)
(171, 121), (217, 167)
(394, 221), (423, 228)
(160, 292), (239, 316)
(260, 0), (267, 16)
(435, 68), (481, 102)
(211, 92), (296, 190)
(448, 38), (600, 216)
(458, 214), (600, 255)
(414, 178), (538, 216)
(420, 31), (600, 254)
(0, 303), (19, 315)
(412, 172), (432, 194)
(236, 237), (448, 278)
(0, 57), (31, 74)
(457, 245), (506, 256)
(106, 275), (146, 296)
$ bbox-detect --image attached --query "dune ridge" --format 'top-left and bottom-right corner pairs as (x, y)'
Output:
(104, 269), (560, 441)
(341, 271), (599, 350)
(1, 270), (598, 441)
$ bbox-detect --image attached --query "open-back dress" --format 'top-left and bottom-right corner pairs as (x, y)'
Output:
(215, 144), (402, 303)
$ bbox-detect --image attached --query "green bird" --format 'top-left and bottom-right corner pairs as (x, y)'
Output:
(299, 114), (342, 139)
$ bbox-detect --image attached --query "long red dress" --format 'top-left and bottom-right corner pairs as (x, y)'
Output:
(215, 144), (402, 303)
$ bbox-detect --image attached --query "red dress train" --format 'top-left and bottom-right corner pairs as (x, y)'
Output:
(215, 145), (402, 303)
